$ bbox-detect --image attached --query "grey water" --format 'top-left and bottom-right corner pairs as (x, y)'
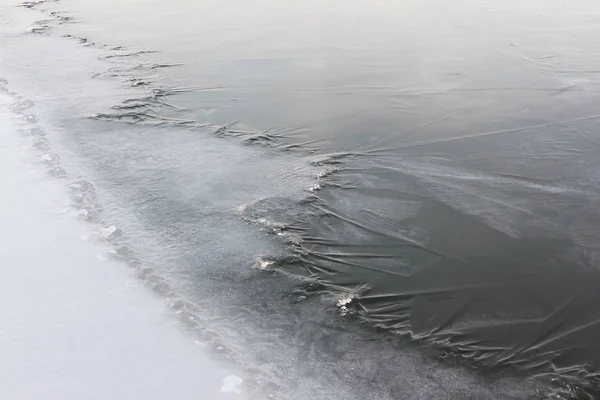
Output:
(2, 0), (600, 399)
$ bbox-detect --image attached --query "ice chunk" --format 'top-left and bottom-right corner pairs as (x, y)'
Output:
(220, 375), (243, 394)
(99, 225), (121, 240)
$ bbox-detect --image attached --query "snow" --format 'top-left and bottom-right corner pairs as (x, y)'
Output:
(0, 101), (246, 399)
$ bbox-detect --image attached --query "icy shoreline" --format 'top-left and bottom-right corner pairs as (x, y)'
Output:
(0, 93), (246, 399)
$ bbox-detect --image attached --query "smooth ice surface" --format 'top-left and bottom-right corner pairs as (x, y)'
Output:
(0, 104), (246, 400)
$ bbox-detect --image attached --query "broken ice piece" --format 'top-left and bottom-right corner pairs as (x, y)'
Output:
(308, 183), (321, 192)
(41, 153), (59, 163)
(221, 375), (243, 394)
(254, 258), (276, 270)
(99, 225), (121, 240)
(337, 295), (353, 307)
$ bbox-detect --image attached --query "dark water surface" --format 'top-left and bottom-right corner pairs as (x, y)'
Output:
(3, 1), (600, 399)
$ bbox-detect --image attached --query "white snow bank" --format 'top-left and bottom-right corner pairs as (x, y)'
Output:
(0, 101), (245, 399)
